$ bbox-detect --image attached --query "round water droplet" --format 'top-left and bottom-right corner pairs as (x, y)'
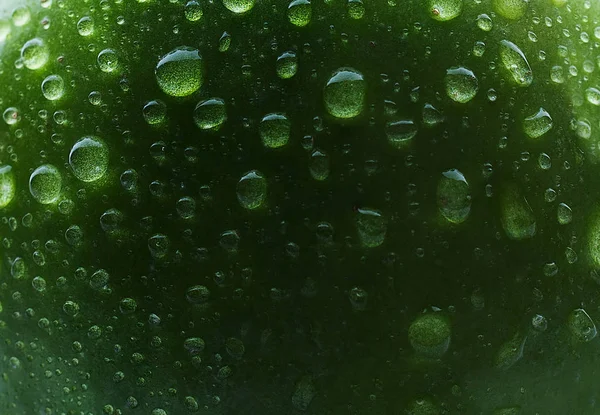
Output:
(21, 38), (49, 70)
(3, 107), (19, 125)
(476, 14), (492, 31)
(41, 75), (65, 101)
(276, 51), (298, 79)
(347, 0), (365, 19)
(537, 153), (551, 170)
(429, 0), (462, 21)
(437, 169), (471, 224)
(143, 100), (167, 125)
(445, 67), (478, 103)
(0, 165), (16, 208)
(557, 202), (572, 225)
(386, 119), (417, 148)
(97, 48), (119, 73)
(422, 103), (444, 127)
(77, 16), (94, 36)
(193, 98), (226, 130)
(309, 149), (330, 181)
(499, 40), (532, 87)
(523, 107), (552, 139)
(155, 47), (203, 97)
(186, 285), (210, 304)
(184, 337), (205, 355)
(69, 136), (109, 182)
(29, 164), (62, 204)
(148, 234), (170, 259)
(493, 0), (527, 20)
(12, 6), (31, 26)
(237, 170), (267, 210)
(324, 67), (366, 119)
(90, 269), (110, 290)
(356, 207), (387, 248)
(288, 0), (311, 26)
(223, 0), (255, 13)
(568, 308), (597, 343)
(500, 184), (536, 240)
(260, 113), (290, 148)
(176, 196), (196, 219)
(408, 313), (451, 358)
(585, 87), (600, 105)
(184, 1), (203, 21)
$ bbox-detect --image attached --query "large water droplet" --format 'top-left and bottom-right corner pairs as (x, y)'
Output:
(0, 165), (16, 208)
(77, 16), (94, 36)
(237, 170), (267, 210)
(445, 67), (478, 103)
(523, 107), (552, 139)
(41, 75), (65, 101)
(288, 0), (312, 26)
(309, 149), (330, 181)
(222, 0), (255, 13)
(408, 312), (451, 358)
(500, 184), (536, 240)
(260, 113), (290, 148)
(568, 309), (597, 343)
(493, 0), (527, 20)
(69, 136), (109, 182)
(499, 40), (532, 87)
(429, 0), (462, 21)
(437, 169), (471, 224)
(355, 207), (387, 248)
(193, 98), (226, 130)
(29, 164), (62, 204)
(386, 119), (417, 148)
(324, 68), (366, 119)
(21, 38), (49, 70)
(97, 48), (119, 73)
(276, 51), (298, 79)
(155, 46), (203, 97)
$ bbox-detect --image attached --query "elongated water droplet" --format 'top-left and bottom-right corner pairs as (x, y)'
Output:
(499, 40), (532, 87)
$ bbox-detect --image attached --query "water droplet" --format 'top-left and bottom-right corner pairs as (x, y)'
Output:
(176, 196), (196, 219)
(493, 0), (527, 20)
(537, 153), (551, 170)
(499, 40), (532, 87)
(437, 169), (471, 224)
(408, 312), (451, 358)
(495, 331), (527, 370)
(0, 165), (16, 208)
(237, 170), (267, 210)
(523, 107), (552, 139)
(148, 234), (170, 259)
(429, 0), (462, 21)
(90, 269), (110, 290)
(445, 67), (478, 103)
(557, 202), (572, 225)
(143, 100), (167, 125)
(41, 75), (65, 101)
(155, 46), (203, 97)
(568, 309), (597, 342)
(223, 0), (255, 13)
(21, 38), (49, 70)
(292, 376), (316, 411)
(184, 0), (203, 21)
(288, 0), (311, 26)
(97, 48), (119, 73)
(69, 136), (109, 182)
(29, 164), (62, 204)
(585, 87), (600, 105)
(77, 16), (94, 36)
(324, 67), (366, 119)
(347, 0), (365, 19)
(12, 6), (31, 26)
(276, 51), (298, 79)
(219, 32), (231, 52)
(476, 14), (492, 31)
(260, 113), (290, 148)
(193, 98), (226, 130)
(422, 103), (444, 127)
(386, 119), (417, 148)
(500, 184), (536, 240)
(356, 207), (387, 248)
(186, 285), (210, 304)
(309, 149), (330, 181)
